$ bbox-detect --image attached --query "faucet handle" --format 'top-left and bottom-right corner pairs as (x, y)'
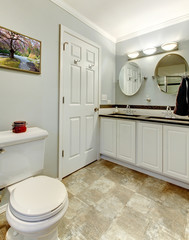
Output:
(125, 105), (133, 115)
(165, 106), (173, 118)
(166, 106), (171, 111)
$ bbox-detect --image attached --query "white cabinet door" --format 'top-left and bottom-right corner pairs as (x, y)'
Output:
(117, 120), (135, 164)
(137, 121), (162, 173)
(163, 125), (189, 182)
(100, 118), (116, 158)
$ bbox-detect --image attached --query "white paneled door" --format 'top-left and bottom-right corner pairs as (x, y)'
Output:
(59, 26), (100, 178)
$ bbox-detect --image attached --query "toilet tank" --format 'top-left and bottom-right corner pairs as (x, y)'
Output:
(0, 127), (48, 189)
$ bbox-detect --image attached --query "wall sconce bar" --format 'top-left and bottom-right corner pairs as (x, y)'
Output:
(127, 43), (178, 61)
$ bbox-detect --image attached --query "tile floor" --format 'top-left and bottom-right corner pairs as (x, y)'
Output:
(1, 159), (189, 240)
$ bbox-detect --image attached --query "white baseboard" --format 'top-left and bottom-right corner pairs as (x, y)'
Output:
(101, 154), (189, 190)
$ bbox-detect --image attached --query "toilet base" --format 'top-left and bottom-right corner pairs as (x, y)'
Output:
(6, 227), (60, 240)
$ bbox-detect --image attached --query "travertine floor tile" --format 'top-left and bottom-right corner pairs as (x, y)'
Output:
(126, 193), (153, 214)
(89, 176), (115, 194)
(62, 168), (99, 196)
(112, 166), (147, 192)
(63, 196), (88, 221)
(162, 183), (189, 211)
(85, 162), (111, 177)
(95, 195), (124, 220)
(101, 223), (135, 240)
(1, 159), (189, 240)
(137, 175), (169, 203)
(145, 220), (182, 240)
(76, 187), (104, 207)
(148, 201), (186, 238)
(115, 206), (150, 239)
(0, 213), (9, 240)
(109, 184), (134, 205)
(71, 207), (111, 240)
(185, 212), (189, 240)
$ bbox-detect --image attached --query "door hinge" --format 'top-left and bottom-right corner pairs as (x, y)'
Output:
(62, 150), (64, 157)
(62, 97), (64, 104)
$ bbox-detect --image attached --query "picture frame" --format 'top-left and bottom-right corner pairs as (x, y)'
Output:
(0, 26), (41, 74)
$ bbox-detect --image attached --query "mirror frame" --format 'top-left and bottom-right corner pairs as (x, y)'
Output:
(154, 53), (189, 94)
(119, 62), (143, 96)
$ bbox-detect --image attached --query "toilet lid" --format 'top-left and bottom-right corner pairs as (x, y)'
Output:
(9, 176), (68, 221)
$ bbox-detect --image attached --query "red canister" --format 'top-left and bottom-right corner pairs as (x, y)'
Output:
(12, 121), (27, 133)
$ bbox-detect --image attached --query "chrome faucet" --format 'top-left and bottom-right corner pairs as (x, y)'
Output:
(165, 106), (173, 118)
(125, 105), (132, 115)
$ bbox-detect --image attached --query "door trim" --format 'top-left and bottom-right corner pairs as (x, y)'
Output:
(58, 24), (101, 179)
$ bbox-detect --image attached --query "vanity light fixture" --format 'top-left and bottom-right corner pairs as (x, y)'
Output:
(143, 47), (157, 55)
(161, 42), (177, 51)
(127, 52), (139, 59)
(127, 41), (178, 60)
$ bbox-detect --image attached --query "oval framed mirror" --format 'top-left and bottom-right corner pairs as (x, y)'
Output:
(119, 62), (142, 96)
(155, 54), (189, 94)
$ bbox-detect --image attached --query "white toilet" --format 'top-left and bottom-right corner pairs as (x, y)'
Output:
(0, 127), (68, 240)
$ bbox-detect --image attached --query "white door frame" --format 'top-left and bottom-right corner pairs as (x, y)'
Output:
(58, 25), (101, 179)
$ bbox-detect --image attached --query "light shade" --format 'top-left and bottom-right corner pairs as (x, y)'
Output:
(128, 52), (139, 59)
(143, 47), (157, 55)
(161, 42), (177, 51)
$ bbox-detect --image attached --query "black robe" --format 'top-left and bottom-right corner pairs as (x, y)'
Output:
(174, 77), (189, 116)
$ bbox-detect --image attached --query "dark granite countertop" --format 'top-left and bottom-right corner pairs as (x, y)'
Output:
(99, 113), (189, 126)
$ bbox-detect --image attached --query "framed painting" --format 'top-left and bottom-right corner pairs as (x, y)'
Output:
(0, 26), (41, 74)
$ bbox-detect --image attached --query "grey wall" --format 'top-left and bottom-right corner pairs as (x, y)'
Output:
(116, 20), (189, 106)
(0, 0), (115, 177)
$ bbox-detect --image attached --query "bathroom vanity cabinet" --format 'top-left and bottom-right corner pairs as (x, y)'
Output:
(163, 125), (189, 182)
(117, 119), (135, 164)
(137, 121), (162, 173)
(100, 118), (116, 158)
(100, 118), (135, 163)
(100, 117), (189, 185)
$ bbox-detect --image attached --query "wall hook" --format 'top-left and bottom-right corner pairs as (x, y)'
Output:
(63, 42), (68, 51)
(88, 64), (94, 69)
(74, 59), (81, 64)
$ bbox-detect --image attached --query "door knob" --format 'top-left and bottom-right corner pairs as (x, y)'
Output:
(0, 148), (5, 154)
(94, 108), (99, 112)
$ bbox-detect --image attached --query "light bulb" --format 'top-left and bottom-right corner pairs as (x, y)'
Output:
(143, 47), (157, 55)
(128, 52), (139, 59)
(161, 42), (177, 51)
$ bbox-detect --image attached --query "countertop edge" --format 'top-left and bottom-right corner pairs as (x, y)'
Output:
(99, 114), (189, 126)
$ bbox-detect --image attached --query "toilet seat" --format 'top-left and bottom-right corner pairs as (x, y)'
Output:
(9, 176), (68, 222)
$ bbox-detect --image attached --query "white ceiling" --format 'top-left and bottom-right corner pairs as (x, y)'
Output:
(52, 0), (189, 42)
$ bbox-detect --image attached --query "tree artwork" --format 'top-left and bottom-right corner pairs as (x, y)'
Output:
(0, 26), (41, 74)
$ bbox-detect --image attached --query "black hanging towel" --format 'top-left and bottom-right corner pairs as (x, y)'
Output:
(174, 77), (189, 116)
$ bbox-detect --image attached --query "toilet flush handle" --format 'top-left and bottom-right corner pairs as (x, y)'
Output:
(0, 148), (5, 154)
